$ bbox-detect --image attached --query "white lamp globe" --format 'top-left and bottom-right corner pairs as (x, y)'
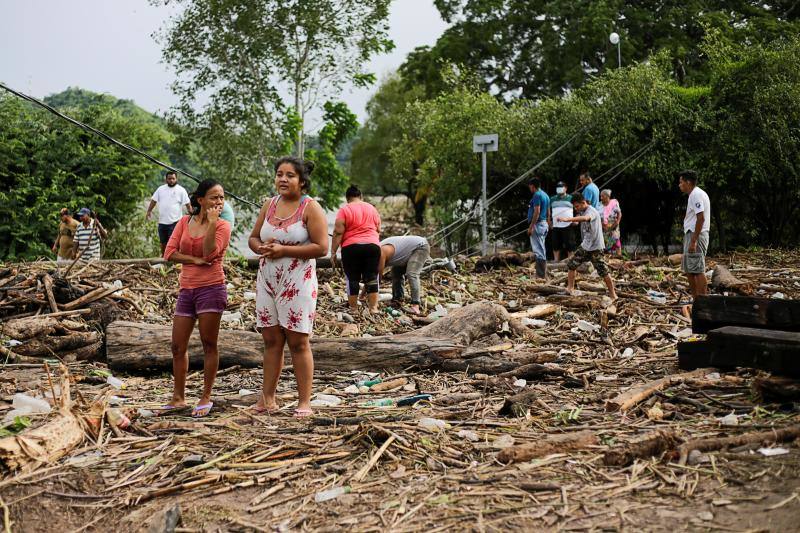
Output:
(609, 32), (620, 45)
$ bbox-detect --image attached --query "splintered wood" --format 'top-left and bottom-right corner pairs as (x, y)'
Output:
(0, 250), (799, 531)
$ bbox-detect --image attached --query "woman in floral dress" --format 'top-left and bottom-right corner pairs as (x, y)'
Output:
(248, 157), (328, 417)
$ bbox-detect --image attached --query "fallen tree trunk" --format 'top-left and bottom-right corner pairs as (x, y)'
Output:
(107, 301), (528, 373)
(677, 424), (800, 465)
(16, 330), (101, 357)
(497, 431), (598, 464)
(0, 365), (84, 473)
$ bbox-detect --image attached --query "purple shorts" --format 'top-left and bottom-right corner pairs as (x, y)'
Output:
(175, 284), (227, 318)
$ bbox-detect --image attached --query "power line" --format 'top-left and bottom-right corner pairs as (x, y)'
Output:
(0, 82), (260, 208)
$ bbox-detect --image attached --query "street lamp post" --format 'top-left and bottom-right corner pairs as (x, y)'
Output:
(609, 32), (621, 68)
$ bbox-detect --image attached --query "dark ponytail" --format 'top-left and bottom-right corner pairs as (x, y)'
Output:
(274, 156), (315, 193)
(190, 179), (222, 215)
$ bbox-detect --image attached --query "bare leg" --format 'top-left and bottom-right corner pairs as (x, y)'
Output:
(603, 274), (617, 300)
(347, 294), (358, 313)
(196, 312), (222, 412)
(170, 315), (196, 407)
(367, 292), (379, 313)
(285, 330), (313, 412)
(694, 273), (707, 296)
(553, 250), (561, 262)
(567, 270), (576, 292)
(686, 273), (697, 298)
(258, 326), (285, 410)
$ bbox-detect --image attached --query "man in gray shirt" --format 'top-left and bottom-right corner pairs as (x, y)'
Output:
(379, 236), (430, 314)
(557, 194), (617, 300)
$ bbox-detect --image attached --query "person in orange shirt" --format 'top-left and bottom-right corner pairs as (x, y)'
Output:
(160, 179), (231, 417)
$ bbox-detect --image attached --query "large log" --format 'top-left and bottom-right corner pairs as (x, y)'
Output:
(107, 301), (524, 373)
(692, 295), (800, 334)
(706, 326), (800, 377)
(711, 265), (753, 295)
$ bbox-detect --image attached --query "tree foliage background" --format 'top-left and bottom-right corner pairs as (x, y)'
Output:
(351, 5), (800, 252)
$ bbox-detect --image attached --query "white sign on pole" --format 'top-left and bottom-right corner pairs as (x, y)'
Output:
(472, 134), (498, 153)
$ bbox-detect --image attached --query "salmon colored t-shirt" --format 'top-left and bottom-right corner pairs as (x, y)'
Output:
(164, 215), (232, 289)
(336, 201), (381, 248)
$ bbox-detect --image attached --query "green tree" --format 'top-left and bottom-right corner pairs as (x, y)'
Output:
(0, 94), (168, 259)
(304, 101), (359, 209)
(153, 0), (392, 163)
(431, 0), (800, 98)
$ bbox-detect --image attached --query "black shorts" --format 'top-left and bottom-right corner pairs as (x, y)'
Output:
(158, 222), (178, 245)
(551, 226), (576, 252)
(341, 243), (381, 295)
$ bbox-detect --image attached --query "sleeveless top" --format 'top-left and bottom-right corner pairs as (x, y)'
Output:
(255, 195), (318, 334)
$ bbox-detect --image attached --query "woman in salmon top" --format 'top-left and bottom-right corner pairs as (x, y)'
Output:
(330, 185), (382, 314)
(250, 157), (328, 418)
(161, 179), (231, 417)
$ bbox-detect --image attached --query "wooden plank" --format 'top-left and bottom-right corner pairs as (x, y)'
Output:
(677, 340), (712, 370)
(684, 327), (800, 377)
(692, 295), (800, 334)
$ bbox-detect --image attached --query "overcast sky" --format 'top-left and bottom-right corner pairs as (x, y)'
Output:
(0, 0), (448, 122)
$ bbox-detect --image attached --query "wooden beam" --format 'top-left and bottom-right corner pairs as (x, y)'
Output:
(692, 295), (800, 334)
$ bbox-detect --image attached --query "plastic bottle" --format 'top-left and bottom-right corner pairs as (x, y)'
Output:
(577, 320), (600, 332)
(106, 408), (131, 429)
(315, 485), (351, 503)
(396, 394), (432, 407)
(362, 398), (395, 407)
(356, 378), (382, 388)
(418, 417), (447, 431)
(106, 375), (125, 390)
(11, 393), (51, 414)
(310, 394), (342, 407)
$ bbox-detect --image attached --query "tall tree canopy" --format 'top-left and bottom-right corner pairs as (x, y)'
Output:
(428, 0), (800, 98)
(153, 0), (393, 163)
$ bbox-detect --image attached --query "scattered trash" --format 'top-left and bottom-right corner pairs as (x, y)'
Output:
(362, 398), (395, 407)
(418, 417), (448, 431)
(757, 447), (790, 457)
(772, 292), (786, 299)
(576, 320), (601, 333)
(513, 379), (526, 388)
(396, 394), (432, 407)
(457, 429), (480, 442)
(310, 394), (342, 407)
(315, 486), (351, 503)
(492, 434), (515, 448)
(646, 290), (667, 304)
(106, 375), (126, 390)
(620, 347), (634, 358)
(239, 389), (256, 396)
(343, 385), (360, 394)
(221, 311), (242, 323)
(718, 413), (739, 426)
(522, 318), (547, 327)
(243, 291), (257, 300)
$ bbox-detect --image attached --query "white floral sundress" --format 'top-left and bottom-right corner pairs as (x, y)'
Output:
(255, 195), (318, 334)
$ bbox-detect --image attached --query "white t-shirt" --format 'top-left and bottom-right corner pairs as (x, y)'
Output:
(684, 186), (711, 234)
(152, 184), (190, 225)
(579, 206), (605, 251)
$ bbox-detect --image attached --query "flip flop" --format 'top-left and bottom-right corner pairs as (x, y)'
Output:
(293, 408), (313, 419)
(156, 404), (190, 416)
(192, 402), (214, 418)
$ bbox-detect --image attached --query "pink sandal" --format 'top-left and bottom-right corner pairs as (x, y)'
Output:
(293, 408), (313, 419)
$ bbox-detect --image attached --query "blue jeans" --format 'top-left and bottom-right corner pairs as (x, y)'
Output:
(529, 221), (548, 261)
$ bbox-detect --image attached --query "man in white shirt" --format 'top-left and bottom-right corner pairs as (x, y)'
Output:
(678, 170), (711, 298)
(146, 171), (191, 253)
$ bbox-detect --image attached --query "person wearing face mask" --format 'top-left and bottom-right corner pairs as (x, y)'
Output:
(548, 181), (575, 262)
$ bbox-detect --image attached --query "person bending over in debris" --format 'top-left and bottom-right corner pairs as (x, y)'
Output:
(249, 157), (328, 418)
(52, 208), (78, 263)
(74, 208), (108, 262)
(379, 235), (430, 315)
(678, 169), (711, 299)
(161, 179), (232, 418)
(330, 184), (382, 314)
(558, 194), (617, 300)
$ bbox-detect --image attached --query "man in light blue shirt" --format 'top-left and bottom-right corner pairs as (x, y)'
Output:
(526, 177), (550, 278)
(579, 172), (600, 210)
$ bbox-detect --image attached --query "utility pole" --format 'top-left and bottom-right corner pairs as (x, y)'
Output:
(472, 134), (499, 256)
